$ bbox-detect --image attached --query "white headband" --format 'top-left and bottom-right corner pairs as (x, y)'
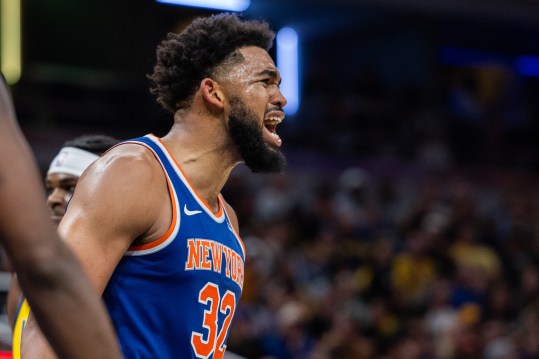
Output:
(47, 147), (100, 177)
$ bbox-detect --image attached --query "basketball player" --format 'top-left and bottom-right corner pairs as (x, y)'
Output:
(22, 13), (286, 358)
(7, 135), (119, 359)
(0, 75), (122, 358)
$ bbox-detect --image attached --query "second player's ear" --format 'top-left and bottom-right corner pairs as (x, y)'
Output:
(200, 78), (225, 109)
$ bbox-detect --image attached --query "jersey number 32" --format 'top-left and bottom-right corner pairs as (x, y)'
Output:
(191, 282), (237, 359)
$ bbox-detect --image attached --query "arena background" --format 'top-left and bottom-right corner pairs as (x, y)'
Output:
(1, 1), (539, 358)
(2, 0), (537, 171)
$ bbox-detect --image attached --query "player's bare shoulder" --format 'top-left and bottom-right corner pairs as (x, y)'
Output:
(82, 143), (165, 194)
(67, 142), (169, 236)
(94, 143), (158, 174)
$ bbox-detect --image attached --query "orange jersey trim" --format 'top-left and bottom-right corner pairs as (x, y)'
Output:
(220, 194), (246, 259)
(128, 177), (178, 251)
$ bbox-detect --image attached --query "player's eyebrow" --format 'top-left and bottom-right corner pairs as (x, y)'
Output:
(256, 69), (282, 85)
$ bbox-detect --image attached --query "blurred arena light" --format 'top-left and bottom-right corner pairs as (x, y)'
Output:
(515, 56), (539, 77)
(1, 0), (21, 84)
(276, 27), (299, 116)
(155, 0), (249, 11)
(438, 46), (506, 67)
(440, 46), (539, 78)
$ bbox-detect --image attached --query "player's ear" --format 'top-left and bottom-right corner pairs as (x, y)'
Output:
(200, 78), (225, 110)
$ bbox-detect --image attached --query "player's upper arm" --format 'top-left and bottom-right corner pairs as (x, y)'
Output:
(58, 144), (167, 294)
(0, 81), (61, 269)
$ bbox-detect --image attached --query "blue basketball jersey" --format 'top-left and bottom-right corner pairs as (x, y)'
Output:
(103, 134), (245, 359)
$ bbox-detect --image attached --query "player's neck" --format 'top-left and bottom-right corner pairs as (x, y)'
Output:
(161, 114), (238, 209)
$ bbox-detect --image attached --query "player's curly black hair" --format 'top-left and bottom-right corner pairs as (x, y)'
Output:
(148, 13), (275, 113)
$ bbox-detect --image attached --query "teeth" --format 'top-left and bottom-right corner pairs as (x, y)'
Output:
(264, 116), (282, 125)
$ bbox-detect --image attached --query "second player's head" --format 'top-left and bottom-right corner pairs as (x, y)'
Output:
(46, 134), (119, 224)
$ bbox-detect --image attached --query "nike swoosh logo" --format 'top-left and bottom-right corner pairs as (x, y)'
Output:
(183, 204), (202, 216)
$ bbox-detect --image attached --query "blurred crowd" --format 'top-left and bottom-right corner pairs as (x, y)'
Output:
(285, 57), (538, 175)
(218, 56), (538, 359)
(223, 158), (538, 359)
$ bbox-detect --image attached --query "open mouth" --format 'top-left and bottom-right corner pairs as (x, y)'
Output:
(263, 111), (284, 147)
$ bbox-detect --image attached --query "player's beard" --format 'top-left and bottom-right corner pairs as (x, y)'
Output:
(228, 96), (286, 173)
